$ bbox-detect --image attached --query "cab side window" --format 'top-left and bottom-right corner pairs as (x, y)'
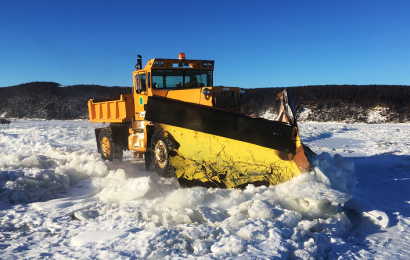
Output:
(136, 73), (147, 94)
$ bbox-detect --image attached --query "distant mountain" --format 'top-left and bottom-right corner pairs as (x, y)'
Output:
(1, 82), (409, 123)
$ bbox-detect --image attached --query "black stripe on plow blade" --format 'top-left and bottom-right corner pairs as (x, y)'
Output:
(145, 96), (293, 153)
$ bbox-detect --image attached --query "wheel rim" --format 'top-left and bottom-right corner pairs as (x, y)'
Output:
(101, 137), (111, 157)
(154, 140), (168, 168)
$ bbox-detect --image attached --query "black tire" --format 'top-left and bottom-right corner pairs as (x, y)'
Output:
(150, 131), (176, 178)
(144, 152), (154, 171)
(99, 128), (123, 161)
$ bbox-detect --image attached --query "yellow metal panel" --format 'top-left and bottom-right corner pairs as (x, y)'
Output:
(158, 124), (308, 188)
(100, 103), (105, 119)
(151, 88), (213, 107)
(88, 94), (134, 123)
(166, 89), (201, 104)
(133, 94), (148, 119)
(151, 90), (168, 97)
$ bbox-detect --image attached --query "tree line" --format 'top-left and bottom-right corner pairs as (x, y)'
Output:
(240, 84), (410, 120)
(0, 82), (131, 119)
(1, 82), (409, 122)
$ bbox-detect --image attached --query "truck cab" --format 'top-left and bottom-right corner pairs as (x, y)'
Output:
(133, 53), (240, 111)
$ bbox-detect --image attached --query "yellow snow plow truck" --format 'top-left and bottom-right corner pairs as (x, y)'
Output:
(88, 53), (310, 189)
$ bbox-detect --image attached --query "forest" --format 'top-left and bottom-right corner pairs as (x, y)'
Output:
(1, 82), (409, 123)
(241, 85), (410, 123)
(0, 82), (131, 119)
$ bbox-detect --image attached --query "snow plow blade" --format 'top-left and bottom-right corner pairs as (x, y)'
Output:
(145, 90), (310, 189)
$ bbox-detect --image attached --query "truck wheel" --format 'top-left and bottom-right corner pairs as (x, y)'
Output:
(151, 131), (176, 178)
(99, 128), (123, 161)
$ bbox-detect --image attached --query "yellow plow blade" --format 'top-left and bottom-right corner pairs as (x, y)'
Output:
(146, 93), (310, 189)
(155, 123), (309, 188)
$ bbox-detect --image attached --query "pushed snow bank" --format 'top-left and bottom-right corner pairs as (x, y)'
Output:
(100, 151), (356, 235)
(95, 170), (152, 202)
(309, 152), (355, 193)
(0, 146), (108, 204)
(53, 149), (354, 260)
(1, 121), (363, 259)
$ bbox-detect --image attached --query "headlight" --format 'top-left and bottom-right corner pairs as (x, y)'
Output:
(153, 60), (164, 67)
(240, 88), (245, 95)
(203, 88), (211, 96)
(202, 61), (213, 68)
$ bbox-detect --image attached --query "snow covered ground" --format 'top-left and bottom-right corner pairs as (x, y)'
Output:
(1, 120), (410, 259)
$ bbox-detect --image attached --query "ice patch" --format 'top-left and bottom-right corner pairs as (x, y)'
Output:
(55, 166), (88, 185)
(362, 210), (389, 229)
(164, 187), (207, 208)
(71, 230), (130, 246)
(310, 152), (355, 193)
(196, 206), (226, 225)
(21, 155), (51, 169)
(248, 200), (275, 219)
(210, 235), (245, 255)
(96, 171), (151, 202)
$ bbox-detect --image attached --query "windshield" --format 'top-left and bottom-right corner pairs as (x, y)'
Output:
(152, 70), (213, 89)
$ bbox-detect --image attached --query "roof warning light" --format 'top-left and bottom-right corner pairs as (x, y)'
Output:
(178, 53), (186, 59)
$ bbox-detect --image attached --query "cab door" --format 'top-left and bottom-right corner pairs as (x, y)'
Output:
(129, 72), (150, 153)
(134, 72), (149, 120)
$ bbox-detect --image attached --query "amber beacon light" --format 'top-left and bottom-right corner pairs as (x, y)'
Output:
(178, 53), (186, 59)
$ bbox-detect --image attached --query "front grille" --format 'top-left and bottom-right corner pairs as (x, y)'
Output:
(213, 91), (240, 112)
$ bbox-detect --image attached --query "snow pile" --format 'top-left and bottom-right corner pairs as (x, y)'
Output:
(259, 109), (277, 120)
(71, 229), (130, 247)
(310, 153), (355, 193)
(95, 170), (152, 202)
(297, 107), (312, 122)
(0, 146), (108, 204)
(53, 150), (353, 259)
(367, 106), (389, 123)
(0, 120), (378, 259)
(0, 121), (106, 204)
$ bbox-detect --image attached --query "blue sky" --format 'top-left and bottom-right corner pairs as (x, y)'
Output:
(1, 0), (409, 88)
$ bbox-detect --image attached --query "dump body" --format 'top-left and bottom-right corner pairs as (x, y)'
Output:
(88, 94), (134, 123)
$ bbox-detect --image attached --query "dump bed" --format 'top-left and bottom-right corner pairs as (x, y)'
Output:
(88, 94), (134, 123)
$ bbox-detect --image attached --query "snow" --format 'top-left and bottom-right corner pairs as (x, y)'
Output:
(71, 229), (130, 247)
(1, 120), (410, 259)
(367, 106), (389, 124)
(298, 107), (312, 122)
(259, 109), (277, 120)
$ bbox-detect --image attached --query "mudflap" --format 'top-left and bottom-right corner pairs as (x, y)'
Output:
(145, 96), (310, 189)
